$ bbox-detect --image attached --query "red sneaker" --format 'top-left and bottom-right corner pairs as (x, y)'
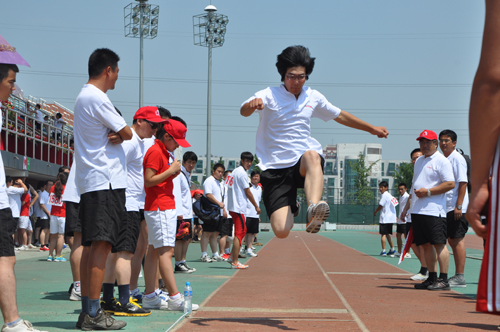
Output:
(40, 246), (49, 251)
(221, 253), (231, 260)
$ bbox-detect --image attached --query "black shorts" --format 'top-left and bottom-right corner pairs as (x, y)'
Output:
(193, 217), (200, 226)
(80, 188), (126, 248)
(217, 218), (233, 237)
(0, 208), (16, 257)
(379, 223), (393, 235)
(64, 201), (81, 237)
(176, 218), (193, 241)
(246, 217), (260, 234)
(261, 153), (325, 218)
(201, 219), (219, 233)
(36, 217), (50, 230)
(411, 214), (447, 246)
(113, 211), (142, 253)
(139, 209), (145, 222)
(396, 224), (406, 235)
(447, 211), (469, 239)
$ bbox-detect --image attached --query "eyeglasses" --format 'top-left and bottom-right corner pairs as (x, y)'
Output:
(285, 74), (307, 81)
(439, 139), (452, 143)
(145, 120), (160, 130)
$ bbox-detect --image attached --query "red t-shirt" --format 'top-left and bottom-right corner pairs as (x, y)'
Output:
(143, 139), (175, 211)
(20, 192), (30, 217)
(49, 184), (66, 217)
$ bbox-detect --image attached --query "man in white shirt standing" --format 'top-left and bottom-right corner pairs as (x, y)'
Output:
(439, 129), (469, 288)
(0, 64), (47, 332)
(244, 170), (262, 258)
(241, 45), (388, 239)
(73, 48), (132, 330)
(373, 181), (397, 256)
(408, 130), (455, 291)
(396, 183), (410, 258)
(225, 152), (261, 269)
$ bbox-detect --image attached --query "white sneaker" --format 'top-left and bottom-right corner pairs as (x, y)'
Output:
(410, 272), (428, 281)
(18, 246), (27, 251)
(306, 201), (330, 233)
(142, 294), (168, 309)
(69, 288), (81, 301)
(394, 252), (401, 257)
(213, 255), (225, 262)
(1, 319), (48, 332)
(200, 255), (213, 263)
(405, 253), (412, 258)
(167, 295), (199, 311)
(246, 251), (258, 257)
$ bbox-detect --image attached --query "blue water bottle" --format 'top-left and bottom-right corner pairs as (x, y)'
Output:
(183, 282), (192, 314)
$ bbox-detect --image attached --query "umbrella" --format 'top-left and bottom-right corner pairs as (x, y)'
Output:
(0, 34), (30, 67)
(398, 226), (413, 265)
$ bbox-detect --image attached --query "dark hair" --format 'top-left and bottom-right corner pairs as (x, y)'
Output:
(35, 104), (41, 109)
(439, 129), (457, 142)
(223, 170), (232, 177)
(0, 64), (19, 82)
(241, 151), (254, 162)
(398, 183), (407, 188)
(170, 116), (186, 127)
(183, 151), (198, 162)
(58, 166), (69, 174)
(379, 181), (389, 188)
(212, 162), (225, 172)
(276, 46), (315, 82)
(157, 106), (171, 119)
(54, 172), (68, 199)
(56, 112), (62, 119)
(250, 170), (260, 177)
(156, 125), (167, 140)
(410, 148), (421, 159)
(88, 48), (120, 79)
(37, 180), (47, 190)
(5, 176), (12, 184)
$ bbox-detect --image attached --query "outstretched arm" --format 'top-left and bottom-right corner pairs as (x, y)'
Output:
(240, 98), (264, 117)
(334, 110), (388, 138)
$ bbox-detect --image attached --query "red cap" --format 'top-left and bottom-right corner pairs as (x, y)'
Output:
(164, 119), (191, 148)
(416, 130), (438, 141)
(133, 106), (167, 123)
(191, 189), (203, 198)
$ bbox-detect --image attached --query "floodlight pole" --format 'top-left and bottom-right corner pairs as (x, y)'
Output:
(206, 8), (214, 179)
(139, 0), (145, 108)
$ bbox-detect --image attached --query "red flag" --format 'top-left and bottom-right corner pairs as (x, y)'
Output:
(398, 226), (413, 265)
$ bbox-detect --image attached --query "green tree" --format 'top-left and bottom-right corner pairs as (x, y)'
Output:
(347, 152), (378, 205)
(393, 162), (414, 189)
(251, 153), (261, 173)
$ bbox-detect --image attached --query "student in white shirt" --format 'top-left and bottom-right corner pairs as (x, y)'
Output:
(439, 129), (469, 288)
(218, 170), (234, 261)
(241, 45), (388, 239)
(225, 152), (261, 269)
(373, 181), (397, 256)
(244, 171), (262, 257)
(73, 48), (132, 330)
(395, 183), (410, 257)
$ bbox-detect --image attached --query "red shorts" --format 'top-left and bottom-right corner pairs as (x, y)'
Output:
(229, 211), (247, 244)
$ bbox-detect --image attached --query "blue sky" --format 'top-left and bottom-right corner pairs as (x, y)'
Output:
(1, 0), (483, 160)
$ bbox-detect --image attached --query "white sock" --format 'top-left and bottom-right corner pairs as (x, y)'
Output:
(247, 248), (252, 253)
(202, 252), (207, 257)
(212, 252), (219, 257)
(170, 293), (181, 300)
(180, 260), (186, 264)
(130, 288), (140, 296)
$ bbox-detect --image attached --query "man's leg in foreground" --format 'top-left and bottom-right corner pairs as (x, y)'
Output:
(381, 235), (387, 251)
(0, 256), (19, 324)
(270, 206), (294, 239)
(396, 232), (404, 253)
(69, 232), (82, 301)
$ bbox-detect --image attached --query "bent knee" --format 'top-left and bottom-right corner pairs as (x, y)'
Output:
(274, 229), (290, 239)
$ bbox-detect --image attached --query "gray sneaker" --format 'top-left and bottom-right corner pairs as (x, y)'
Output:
(306, 201), (330, 233)
(81, 309), (126, 331)
(76, 311), (86, 329)
(448, 274), (467, 288)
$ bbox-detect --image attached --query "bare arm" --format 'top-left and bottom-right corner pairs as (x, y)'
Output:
(40, 204), (50, 218)
(373, 205), (382, 217)
(454, 182), (467, 220)
(144, 159), (181, 188)
(15, 179), (28, 193)
(206, 193), (224, 209)
(240, 98), (264, 117)
(414, 181), (455, 198)
(244, 188), (261, 215)
(29, 188), (39, 208)
(400, 196), (412, 221)
(334, 110), (388, 138)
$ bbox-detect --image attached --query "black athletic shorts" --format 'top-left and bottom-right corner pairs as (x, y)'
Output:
(447, 211), (469, 239)
(113, 211), (141, 253)
(193, 217), (200, 226)
(396, 224), (406, 235)
(411, 214), (447, 246)
(261, 153), (325, 218)
(379, 223), (393, 235)
(36, 217), (49, 230)
(80, 188), (126, 248)
(139, 209), (145, 221)
(246, 217), (260, 234)
(175, 218), (193, 241)
(64, 201), (81, 237)
(0, 208), (16, 257)
(217, 218), (233, 237)
(201, 219), (219, 233)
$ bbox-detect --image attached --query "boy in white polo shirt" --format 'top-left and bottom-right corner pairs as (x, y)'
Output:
(241, 45), (388, 240)
(226, 152), (261, 269)
(373, 181), (397, 256)
(73, 48), (132, 330)
(395, 183), (410, 258)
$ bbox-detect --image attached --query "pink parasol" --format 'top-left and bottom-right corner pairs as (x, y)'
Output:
(0, 34), (29, 67)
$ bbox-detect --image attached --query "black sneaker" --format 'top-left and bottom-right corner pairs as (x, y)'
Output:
(68, 283), (74, 295)
(414, 279), (434, 289)
(427, 278), (451, 291)
(101, 298), (118, 314)
(81, 308), (126, 331)
(114, 299), (151, 317)
(182, 262), (196, 272)
(175, 263), (193, 274)
(76, 311), (86, 329)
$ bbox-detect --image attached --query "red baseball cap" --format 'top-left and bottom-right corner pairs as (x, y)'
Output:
(164, 119), (191, 147)
(191, 189), (203, 198)
(416, 130), (438, 141)
(133, 106), (167, 123)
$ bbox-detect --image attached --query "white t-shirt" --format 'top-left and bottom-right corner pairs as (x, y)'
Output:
(62, 162), (80, 203)
(173, 166), (193, 219)
(410, 151), (455, 217)
(378, 191), (397, 224)
(222, 179), (232, 219)
(445, 150), (469, 213)
(242, 85), (341, 171)
(226, 166), (250, 214)
(246, 184), (262, 218)
(73, 84), (128, 195)
(398, 192), (409, 224)
(123, 129), (145, 212)
(203, 175), (223, 216)
(6, 186), (24, 218)
(38, 190), (52, 219)
(35, 109), (44, 122)
(54, 118), (64, 130)
(0, 117), (9, 210)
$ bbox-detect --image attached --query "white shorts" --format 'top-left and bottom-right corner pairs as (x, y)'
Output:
(50, 216), (65, 234)
(18, 216), (32, 231)
(144, 209), (176, 249)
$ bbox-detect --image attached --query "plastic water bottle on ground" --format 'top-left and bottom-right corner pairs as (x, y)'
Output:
(183, 282), (192, 314)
